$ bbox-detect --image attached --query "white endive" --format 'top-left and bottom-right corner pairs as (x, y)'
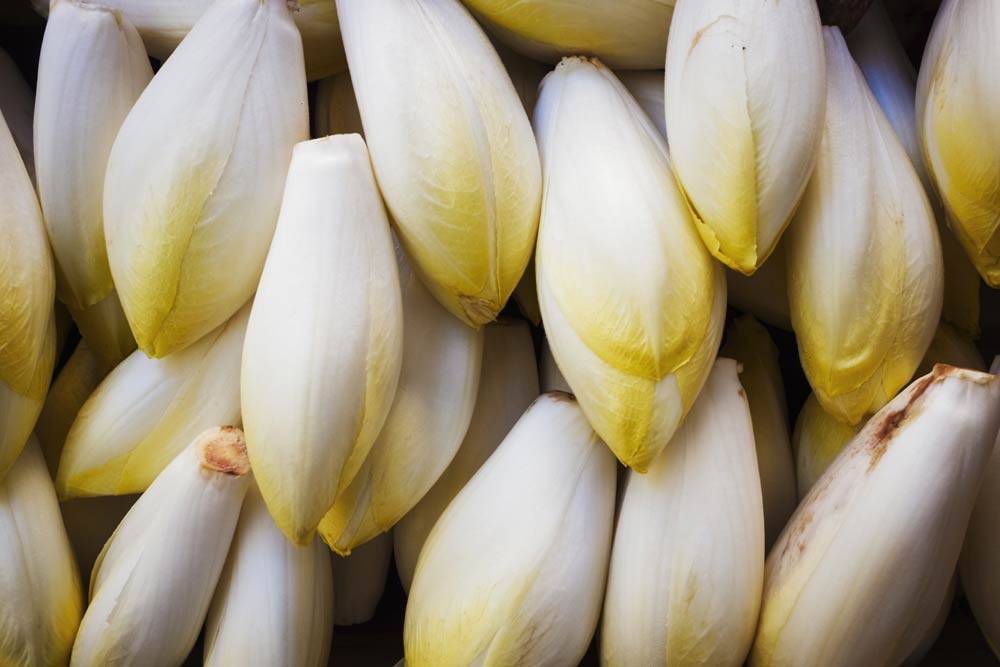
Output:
(242, 135), (402, 546)
(319, 248), (481, 553)
(315, 71), (363, 138)
(394, 321), (538, 592)
(617, 69), (666, 139)
(71, 427), (251, 667)
(602, 359), (763, 666)
(57, 303), (248, 498)
(205, 484), (334, 667)
(35, 0), (151, 321)
(461, 0), (674, 69)
(337, 0), (541, 327)
(65, 290), (136, 364)
(786, 28), (943, 425)
(917, 0), (1000, 287)
(332, 530), (392, 626)
(539, 335), (570, 394)
(793, 394), (863, 499)
(752, 365), (1000, 666)
(722, 315), (796, 549)
(404, 393), (616, 667)
(664, 0), (825, 274)
(60, 495), (137, 586)
(535, 56), (726, 472)
(850, 0), (980, 338)
(727, 242), (792, 331)
(0, 108), (55, 481)
(104, 0), (308, 357)
(0, 47), (34, 178)
(0, 439), (82, 667)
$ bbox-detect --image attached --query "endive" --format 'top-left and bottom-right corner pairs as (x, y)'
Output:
(205, 484), (334, 667)
(65, 291), (136, 364)
(0, 107), (55, 481)
(337, 0), (541, 327)
(332, 530), (393, 626)
(0, 47), (34, 178)
(35, 0), (151, 339)
(103, 0), (308, 357)
(394, 321), (538, 592)
(916, 0), (1000, 287)
(404, 393), (616, 667)
(319, 247), (481, 553)
(849, 0), (980, 338)
(57, 303), (249, 498)
(314, 71), (363, 138)
(602, 359), (764, 667)
(793, 394), (863, 499)
(664, 0), (826, 274)
(0, 439), (82, 667)
(71, 427), (251, 667)
(786, 27), (943, 425)
(752, 365), (1000, 666)
(460, 0), (674, 69)
(721, 315), (796, 549)
(242, 135), (402, 546)
(535, 56), (725, 472)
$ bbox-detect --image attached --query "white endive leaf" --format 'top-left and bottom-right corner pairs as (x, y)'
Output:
(535, 56), (726, 472)
(602, 359), (763, 666)
(617, 69), (666, 139)
(404, 393), (616, 667)
(461, 0), (674, 70)
(393, 321), (538, 592)
(65, 290), (136, 364)
(71, 427), (251, 667)
(664, 0), (826, 274)
(0, 47), (34, 179)
(0, 107), (55, 479)
(332, 530), (392, 626)
(205, 484), (334, 667)
(539, 334), (570, 394)
(104, 0), (308, 357)
(320, 248), (482, 553)
(314, 70), (363, 138)
(0, 439), (82, 667)
(35, 0), (151, 313)
(793, 394), (863, 500)
(727, 241), (792, 331)
(57, 303), (248, 498)
(242, 135), (402, 546)
(337, 0), (541, 327)
(786, 27), (943, 425)
(722, 315), (796, 549)
(752, 365), (1000, 666)
(60, 494), (137, 586)
(916, 0), (1000, 287)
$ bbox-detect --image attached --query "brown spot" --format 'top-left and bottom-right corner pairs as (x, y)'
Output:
(195, 426), (250, 476)
(864, 370), (940, 471)
(458, 295), (497, 329)
(544, 390), (576, 403)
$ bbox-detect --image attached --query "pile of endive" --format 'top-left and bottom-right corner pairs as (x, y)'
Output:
(2, 0), (1000, 665)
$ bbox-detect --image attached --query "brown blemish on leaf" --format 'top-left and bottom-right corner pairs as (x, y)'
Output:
(195, 426), (250, 476)
(545, 390), (576, 403)
(458, 295), (498, 329)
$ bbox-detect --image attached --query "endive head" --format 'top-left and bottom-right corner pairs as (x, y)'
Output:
(337, 0), (542, 327)
(754, 365), (1000, 666)
(664, 0), (826, 274)
(792, 393), (863, 499)
(534, 56), (726, 472)
(66, 290), (137, 365)
(786, 27), (943, 425)
(916, 0), (1000, 287)
(404, 393), (617, 667)
(103, 0), (308, 357)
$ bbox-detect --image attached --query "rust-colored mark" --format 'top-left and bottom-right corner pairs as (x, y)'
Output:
(196, 425), (250, 476)
(458, 294), (497, 328)
(865, 371), (939, 471)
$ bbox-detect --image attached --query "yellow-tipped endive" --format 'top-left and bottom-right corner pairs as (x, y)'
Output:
(394, 321), (538, 592)
(60, 495), (137, 585)
(793, 394), (863, 500)
(35, 0), (151, 320)
(0, 47), (34, 179)
(917, 0), (1000, 287)
(727, 242), (792, 331)
(205, 484), (334, 667)
(0, 439), (82, 667)
(66, 291), (136, 364)
(721, 316), (796, 549)
(320, 248), (481, 553)
(0, 108), (55, 481)
(37, 340), (115, 476)
(752, 365), (1000, 666)
(71, 427), (251, 667)
(460, 0), (674, 69)
(103, 0), (308, 357)
(602, 359), (763, 666)
(787, 28), (943, 426)
(535, 56), (725, 472)
(617, 69), (666, 140)
(332, 530), (392, 626)
(337, 0), (541, 328)
(664, 0), (825, 275)
(57, 303), (249, 498)
(539, 335), (570, 394)
(404, 393), (616, 666)
(850, 0), (980, 338)
(315, 71), (363, 138)
(242, 135), (402, 546)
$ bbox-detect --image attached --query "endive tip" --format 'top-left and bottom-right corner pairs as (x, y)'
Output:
(458, 295), (497, 328)
(195, 426), (250, 476)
